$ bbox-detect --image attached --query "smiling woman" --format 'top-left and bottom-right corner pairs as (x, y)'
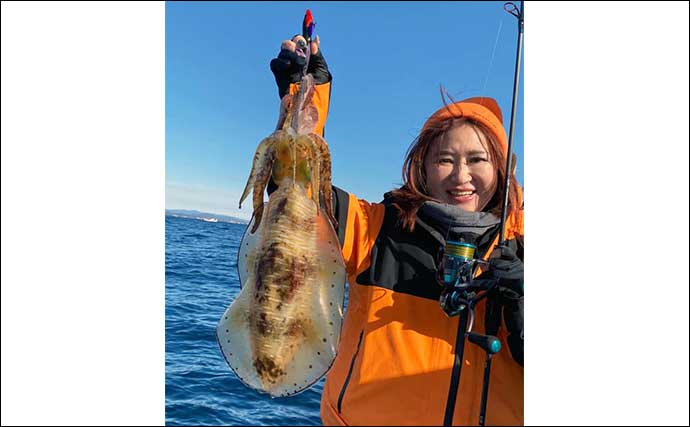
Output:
(390, 96), (521, 232)
(311, 93), (525, 426)
(424, 123), (498, 212)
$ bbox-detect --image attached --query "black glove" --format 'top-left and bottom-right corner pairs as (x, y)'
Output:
(270, 42), (332, 99)
(480, 243), (524, 366)
(484, 244), (523, 294)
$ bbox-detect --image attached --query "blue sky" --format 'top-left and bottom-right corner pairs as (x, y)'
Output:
(166, 1), (524, 219)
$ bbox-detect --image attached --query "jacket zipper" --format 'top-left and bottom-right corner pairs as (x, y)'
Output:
(443, 310), (469, 426)
(337, 330), (364, 414)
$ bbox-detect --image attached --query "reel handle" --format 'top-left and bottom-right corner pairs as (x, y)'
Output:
(467, 331), (501, 355)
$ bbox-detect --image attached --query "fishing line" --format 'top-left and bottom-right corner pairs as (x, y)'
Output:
(479, 19), (504, 107)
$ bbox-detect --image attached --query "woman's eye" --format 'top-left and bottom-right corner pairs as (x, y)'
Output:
(469, 156), (488, 164)
(439, 158), (453, 164)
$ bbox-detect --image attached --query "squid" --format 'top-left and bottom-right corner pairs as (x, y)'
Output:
(216, 74), (347, 397)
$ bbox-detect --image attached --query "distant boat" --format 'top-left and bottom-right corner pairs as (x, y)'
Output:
(201, 217), (219, 223)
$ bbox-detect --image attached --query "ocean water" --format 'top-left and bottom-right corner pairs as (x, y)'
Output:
(166, 215), (324, 426)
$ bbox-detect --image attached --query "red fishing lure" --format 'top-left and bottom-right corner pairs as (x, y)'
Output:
(302, 9), (315, 42)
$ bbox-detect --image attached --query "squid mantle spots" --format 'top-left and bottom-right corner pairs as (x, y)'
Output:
(275, 256), (314, 303)
(285, 318), (308, 338)
(253, 312), (273, 336)
(275, 197), (289, 216)
(256, 243), (282, 274)
(253, 356), (286, 383)
(254, 243), (285, 303)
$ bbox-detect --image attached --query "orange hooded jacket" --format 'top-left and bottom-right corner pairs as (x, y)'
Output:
(320, 191), (524, 426)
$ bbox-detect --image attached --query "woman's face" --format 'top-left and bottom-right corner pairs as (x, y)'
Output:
(423, 124), (498, 212)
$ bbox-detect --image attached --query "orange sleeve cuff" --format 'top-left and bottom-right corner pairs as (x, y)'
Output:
(288, 81), (331, 137)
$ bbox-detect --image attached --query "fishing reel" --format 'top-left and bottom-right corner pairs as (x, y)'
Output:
(437, 240), (502, 354)
(437, 241), (493, 317)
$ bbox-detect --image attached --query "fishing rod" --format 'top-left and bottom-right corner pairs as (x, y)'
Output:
(498, 0), (524, 247)
(437, 3), (524, 425)
(477, 3), (524, 425)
